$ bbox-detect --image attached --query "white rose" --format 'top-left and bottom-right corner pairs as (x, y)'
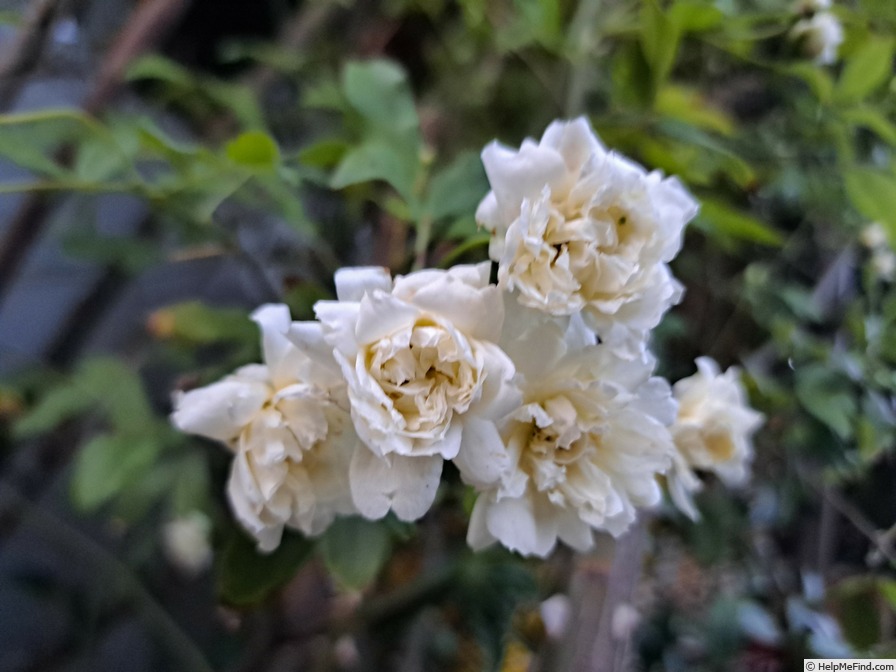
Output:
(791, 11), (843, 65)
(461, 303), (677, 557)
(312, 263), (520, 522)
(171, 304), (357, 551)
(162, 511), (212, 575)
(476, 117), (698, 350)
(667, 357), (764, 519)
(860, 222), (888, 250)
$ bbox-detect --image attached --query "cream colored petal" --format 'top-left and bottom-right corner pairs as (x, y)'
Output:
(334, 266), (393, 302)
(349, 449), (442, 521)
(171, 378), (268, 443)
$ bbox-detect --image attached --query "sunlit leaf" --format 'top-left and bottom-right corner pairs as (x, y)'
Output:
(695, 198), (783, 246)
(845, 167), (896, 238)
(641, 0), (681, 90)
(225, 130), (280, 171)
(836, 37), (896, 104)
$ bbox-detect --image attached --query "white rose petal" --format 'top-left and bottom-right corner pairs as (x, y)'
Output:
(171, 304), (358, 552)
(667, 357), (764, 519)
(460, 301), (677, 557)
(162, 511), (212, 576)
(313, 263), (520, 521)
(791, 11), (843, 65)
(476, 117), (698, 350)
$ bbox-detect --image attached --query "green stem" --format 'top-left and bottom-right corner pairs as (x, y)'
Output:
(412, 214), (432, 271)
(565, 0), (606, 116)
(437, 233), (491, 269)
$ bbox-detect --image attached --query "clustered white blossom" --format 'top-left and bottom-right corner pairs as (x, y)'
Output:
(860, 222), (896, 282)
(790, 0), (843, 66)
(172, 117), (764, 557)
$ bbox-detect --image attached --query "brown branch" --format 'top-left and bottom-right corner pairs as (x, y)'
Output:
(83, 0), (191, 115)
(0, 0), (191, 307)
(0, 0), (64, 111)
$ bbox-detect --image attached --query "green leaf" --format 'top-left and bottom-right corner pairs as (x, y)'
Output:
(331, 139), (418, 202)
(13, 383), (91, 438)
(169, 453), (211, 515)
(162, 301), (257, 344)
(668, 0), (724, 32)
(655, 85), (735, 135)
(302, 76), (345, 111)
(830, 577), (883, 651)
(226, 131), (280, 171)
(611, 42), (654, 109)
(298, 138), (350, 168)
(77, 358), (155, 435)
(318, 517), (392, 590)
(126, 54), (195, 87)
(795, 364), (857, 440)
(63, 233), (161, 272)
(136, 117), (200, 162)
(202, 81), (265, 130)
(841, 107), (896, 146)
(71, 434), (160, 511)
(641, 0), (681, 89)
(0, 109), (92, 178)
(217, 530), (314, 606)
(783, 63), (834, 103)
(14, 358), (155, 439)
(423, 151), (488, 222)
(455, 552), (537, 669)
(342, 60), (420, 149)
(880, 580), (896, 610)
(836, 37), (896, 104)
(444, 216), (481, 241)
(695, 199), (783, 246)
(845, 167), (896, 238)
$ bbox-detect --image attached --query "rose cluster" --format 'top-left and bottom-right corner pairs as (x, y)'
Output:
(171, 118), (763, 557)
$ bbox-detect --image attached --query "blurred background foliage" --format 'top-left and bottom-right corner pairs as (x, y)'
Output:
(1, 0), (896, 670)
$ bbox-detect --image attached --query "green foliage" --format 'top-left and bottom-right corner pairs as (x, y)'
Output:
(454, 551), (537, 670)
(329, 59), (423, 204)
(836, 37), (896, 104)
(160, 301), (257, 345)
(71, 435), (161, 511)
(696, 198), (783, 247)
(217, 530), (314, 606)
(3, 0), (896, 667)
(225, 131), (281, 171)
(318, 516), (393, 590)
(423, 151), (489, 223)
(845, 167), (896, 240)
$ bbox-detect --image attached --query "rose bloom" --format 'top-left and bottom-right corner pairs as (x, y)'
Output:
(313, 263), (520, 522)
(790, 10), (843, 65)
(162, 511), (212, 576)
(171, 304), (357, 551)
(666, 357), (764, 519)
(460, 303), (677, 557)
(475, 117), (698, 351)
